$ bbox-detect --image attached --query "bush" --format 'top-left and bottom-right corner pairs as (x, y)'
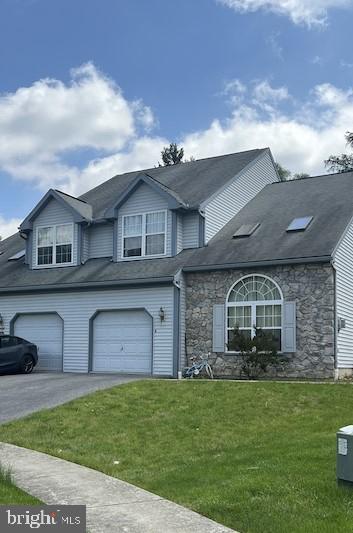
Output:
(228, 326), (287, 379)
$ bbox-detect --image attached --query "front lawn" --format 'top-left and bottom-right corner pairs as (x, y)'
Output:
(1, 380), (353, 532)
(0, 464), (40, 504)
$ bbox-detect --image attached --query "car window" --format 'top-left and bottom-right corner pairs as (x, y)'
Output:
(0, 336), (18, 348)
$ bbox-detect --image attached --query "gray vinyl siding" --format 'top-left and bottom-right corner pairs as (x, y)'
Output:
(204, 150), (278, 242)
(334, 219), (353, 369)
(182, 212), (200, 249)
(0, 286), (175, 375)
(116, 183), (172, 261)
(31, 198), (79, 268)
(87, 223), (114, 259)
(176, 214), (183, 254)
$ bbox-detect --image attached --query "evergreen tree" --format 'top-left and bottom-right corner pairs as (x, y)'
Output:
(159, 143), (184, 166)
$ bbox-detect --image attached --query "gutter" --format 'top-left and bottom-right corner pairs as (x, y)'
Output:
(182, 255), (332, 272)
(0, 276), (175, 295)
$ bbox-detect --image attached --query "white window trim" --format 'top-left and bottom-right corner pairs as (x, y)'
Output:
(36, 223), (74, 268)
(225, 274), (283, 354)
(121, 210), (167, 259)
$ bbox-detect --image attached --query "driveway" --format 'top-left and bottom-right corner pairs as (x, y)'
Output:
(0, 372), (143, 424)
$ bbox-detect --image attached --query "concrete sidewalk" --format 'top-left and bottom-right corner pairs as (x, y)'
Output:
(0, 443), (236, 532)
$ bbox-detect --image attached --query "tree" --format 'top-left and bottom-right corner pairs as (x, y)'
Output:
(159, 143), (184, 166)
(293, 172), (310, 179)
(275, 162), (309, 181)
(275, 162), (291, 182)
(325, 132), (353, 173)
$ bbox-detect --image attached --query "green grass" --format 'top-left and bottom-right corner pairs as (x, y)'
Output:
(0, 464), (41, 504)
(1, 380), (353, 532)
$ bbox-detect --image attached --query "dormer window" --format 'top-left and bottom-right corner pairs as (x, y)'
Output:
(122, 211), (166, 258)
(37, 224), (73, 266)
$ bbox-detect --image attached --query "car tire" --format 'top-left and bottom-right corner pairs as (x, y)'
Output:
(20, 354), (35, 374)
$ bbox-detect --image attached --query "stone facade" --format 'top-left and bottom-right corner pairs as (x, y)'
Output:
(185, 263), (335, 379)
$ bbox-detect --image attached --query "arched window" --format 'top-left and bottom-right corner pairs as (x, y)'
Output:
(226, 275), (283, 351)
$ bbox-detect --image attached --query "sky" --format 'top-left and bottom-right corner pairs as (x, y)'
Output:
(1, 0), (353, 237)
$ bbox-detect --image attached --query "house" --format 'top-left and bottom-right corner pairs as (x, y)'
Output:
(0, 147), (352, 380)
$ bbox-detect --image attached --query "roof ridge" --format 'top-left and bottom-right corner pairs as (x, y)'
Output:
(143, 172), (187, 203)
(79, 148), (268, 199)
(55, 189), (89, 204)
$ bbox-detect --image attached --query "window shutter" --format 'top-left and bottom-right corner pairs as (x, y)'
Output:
(213, 304), (225, 353)
(282, 301), (296, 353)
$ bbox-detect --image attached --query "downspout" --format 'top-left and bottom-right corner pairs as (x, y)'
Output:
(198, 209), (206, 248)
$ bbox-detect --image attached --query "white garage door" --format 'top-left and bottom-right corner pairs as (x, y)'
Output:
(14, 313), (63, 371)
(93, 310), (152, 373)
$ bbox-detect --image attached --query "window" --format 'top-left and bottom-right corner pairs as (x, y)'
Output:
(226, 275), (283, 351)
(0, 336), (19, 348)
(232, 223), (260, 239)
(123, 211), (166, 258)
(287, 216), (313, 232)
(8, 250), (25, 261)
(37, 224), (73, 266)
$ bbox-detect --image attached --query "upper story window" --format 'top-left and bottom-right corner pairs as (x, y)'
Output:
(37, 224), (73, 266)
(122, 210), (166, 258)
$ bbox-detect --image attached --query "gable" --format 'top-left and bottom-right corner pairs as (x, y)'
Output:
(20, 189), (92, 231)
(118, 182), (169, 215)
(33, 197), (75, 227)
(31, 198), (79, 268)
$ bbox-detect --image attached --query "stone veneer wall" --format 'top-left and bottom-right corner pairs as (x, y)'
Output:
(185, 263), (335, 379)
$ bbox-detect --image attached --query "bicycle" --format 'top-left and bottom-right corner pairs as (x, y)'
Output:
(182, 352), (214, 379)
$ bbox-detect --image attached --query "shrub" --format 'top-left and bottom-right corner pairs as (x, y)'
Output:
(228, 326), (287, 379)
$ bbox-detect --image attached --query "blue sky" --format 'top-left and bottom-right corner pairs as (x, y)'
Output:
(1, 0), (353, 236)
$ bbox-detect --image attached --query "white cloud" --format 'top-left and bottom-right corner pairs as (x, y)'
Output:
(181, 80), (353, 176)
(0, 215), (21, 239)
(1, 64), (353, 212)
(253, 80), (289, 103)
(0, 62), (155, 193)
(78, 136), (169, 193)
(218, 0), (353, 26)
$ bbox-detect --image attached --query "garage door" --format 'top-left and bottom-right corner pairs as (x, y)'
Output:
(92, 310), (152, 373)
(14, 313), (63, 371)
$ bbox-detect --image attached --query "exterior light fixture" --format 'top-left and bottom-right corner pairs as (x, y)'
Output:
(159, 307), (165, 322)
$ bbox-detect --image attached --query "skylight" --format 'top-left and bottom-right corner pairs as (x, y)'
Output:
(287, 216), (313, 232)
(232, 223), (260, 239)
(8, 249), (25, 261)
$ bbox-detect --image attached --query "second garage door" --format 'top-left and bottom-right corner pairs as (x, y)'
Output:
(14, 313), (63, 371)
(92, 310), (152, 373)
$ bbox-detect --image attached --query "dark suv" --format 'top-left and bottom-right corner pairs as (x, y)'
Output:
(0, 335), (38, 374)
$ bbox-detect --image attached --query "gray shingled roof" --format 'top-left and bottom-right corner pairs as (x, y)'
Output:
(1, 166), (352, 294)
(184, 171), (353, 269)
(81, 148), (267, 218)
(55, 190), (93, 220)
(0, 232), (195, 292)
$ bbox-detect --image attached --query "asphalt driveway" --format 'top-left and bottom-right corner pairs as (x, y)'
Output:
(0, 372), (143, 424)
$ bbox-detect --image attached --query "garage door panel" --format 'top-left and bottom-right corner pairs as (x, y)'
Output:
(93, 310), (152, 373)
(14, 314), (63, 372)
